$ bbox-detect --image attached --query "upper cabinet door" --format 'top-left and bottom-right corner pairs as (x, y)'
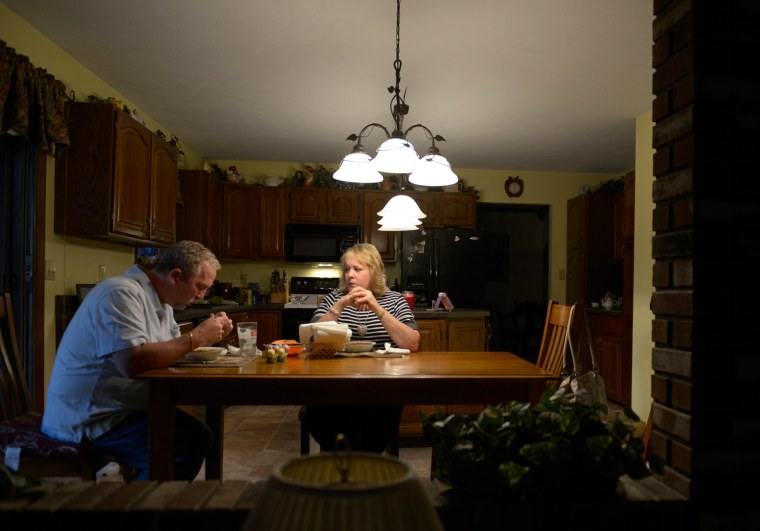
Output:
(112, 111), (152, 240)
(222, 182), (258, 258)
(149, 135), (178, 245)
(289, 188), (361, 223)
(259, 187), (287, 260)
(288, 188), (322, 222)
(55, 102), (177, 246)
(438, 193), (476, 228)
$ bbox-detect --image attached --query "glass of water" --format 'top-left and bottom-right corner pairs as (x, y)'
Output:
(236, 321), (258, 357)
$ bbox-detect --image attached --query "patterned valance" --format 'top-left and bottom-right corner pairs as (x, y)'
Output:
(0, 40), (69, 155)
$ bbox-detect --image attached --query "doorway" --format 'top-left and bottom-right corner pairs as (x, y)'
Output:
(477, 203), (550, 361)
(0, 134), (46, 407)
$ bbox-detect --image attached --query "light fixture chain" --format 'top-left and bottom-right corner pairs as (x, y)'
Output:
(392, 0), (403, 133)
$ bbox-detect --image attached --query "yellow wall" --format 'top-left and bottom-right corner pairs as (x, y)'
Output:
(3, 3), (649, 415)
(631, 110), (655, 418)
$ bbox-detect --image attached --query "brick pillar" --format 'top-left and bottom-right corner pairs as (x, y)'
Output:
(651, 0), (760, 510)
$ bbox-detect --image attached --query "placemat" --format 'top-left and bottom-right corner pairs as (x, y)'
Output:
(335, 351), (407, 358)
(174, 356), (258, 368)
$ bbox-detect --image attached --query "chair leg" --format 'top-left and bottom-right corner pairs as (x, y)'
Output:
(298, 406), (310, 455)
(388, 430), (399, 457)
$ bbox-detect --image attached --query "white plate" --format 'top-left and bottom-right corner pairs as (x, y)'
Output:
(185, 347), (227, 361)
(374, 347), (410, 356)
(343, 341), (375, 353)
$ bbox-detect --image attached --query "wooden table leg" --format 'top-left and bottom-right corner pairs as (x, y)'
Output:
(148, 381), (175, 480)
(205, 405), (224, 479)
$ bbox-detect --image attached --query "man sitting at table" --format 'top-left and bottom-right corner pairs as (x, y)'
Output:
(42, 240), (234, 481)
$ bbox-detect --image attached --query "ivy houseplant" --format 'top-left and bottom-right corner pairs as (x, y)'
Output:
(422, 387), (652, 503)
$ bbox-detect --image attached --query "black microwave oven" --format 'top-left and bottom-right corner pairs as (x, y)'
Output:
(285, 223), (361, 262)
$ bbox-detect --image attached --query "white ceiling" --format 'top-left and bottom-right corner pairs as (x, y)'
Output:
(5, 0), (653, 173)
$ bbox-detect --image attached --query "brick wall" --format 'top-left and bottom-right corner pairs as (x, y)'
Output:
(651, 0), (760, 513)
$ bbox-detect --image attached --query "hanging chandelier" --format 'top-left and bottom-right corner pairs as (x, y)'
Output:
(333, 0), (459, 231)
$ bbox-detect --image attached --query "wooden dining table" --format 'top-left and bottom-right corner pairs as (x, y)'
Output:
(138, 351), (559, 480)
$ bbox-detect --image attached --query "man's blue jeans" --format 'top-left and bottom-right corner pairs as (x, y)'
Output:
(90, 408), (213, 481)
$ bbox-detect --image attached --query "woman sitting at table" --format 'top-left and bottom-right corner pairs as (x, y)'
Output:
(308, 243), (420, 452)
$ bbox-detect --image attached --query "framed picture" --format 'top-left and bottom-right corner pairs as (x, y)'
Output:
(76, 283), (96, 304)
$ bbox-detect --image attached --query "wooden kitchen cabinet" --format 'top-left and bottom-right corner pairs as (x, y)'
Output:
(567, 176), (634, 406)
(399, 316), (487, 439)
(176, 170), (222, 254)
(179, 177), (284, 260)
(417, 319), (445, 351)
(258, 187), (287, 260)
(221, 182), (258, 259)
(361, 191), (397, 261)
(566, 192), (621, 371)
(437, 192), (477, 228)
(288, 188), (361, 224)
(247, 309), (281, 347)
(407, 191), (476, 228)
(55, 102), (178, 246)
(448, 318), (487, 351)
(214, 309), (281, 349)
(586, 312), (624, 403)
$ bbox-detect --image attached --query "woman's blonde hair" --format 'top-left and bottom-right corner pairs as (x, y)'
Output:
(338, 243), (388, 296)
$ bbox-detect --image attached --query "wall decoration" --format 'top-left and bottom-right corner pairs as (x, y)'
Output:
(505, 176), (524, 198)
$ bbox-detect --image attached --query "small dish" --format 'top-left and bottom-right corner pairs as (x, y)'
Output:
(343, 341), (375, 353)
(374, 347), (411, 356)
(185, 347), (227, 361)
(272, 339), (304, 355)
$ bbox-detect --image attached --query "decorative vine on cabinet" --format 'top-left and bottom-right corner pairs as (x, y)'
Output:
(55, 102), (178, 246)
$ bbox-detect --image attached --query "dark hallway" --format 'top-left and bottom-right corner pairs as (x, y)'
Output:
(477, 203), (549, 361)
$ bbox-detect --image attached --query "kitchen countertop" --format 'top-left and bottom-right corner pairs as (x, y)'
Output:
(412, 308), (491, 319)
(175, 304), (490, 322)
(174, 303), (284, 321)
(585, 307), (623, 317)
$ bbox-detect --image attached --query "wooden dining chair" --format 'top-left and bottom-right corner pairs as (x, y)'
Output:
(0, 292), (114, 480)
(535, 300), (576, 377)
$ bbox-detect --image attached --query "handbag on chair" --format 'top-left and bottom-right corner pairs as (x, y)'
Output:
(560, 309), (608, 408)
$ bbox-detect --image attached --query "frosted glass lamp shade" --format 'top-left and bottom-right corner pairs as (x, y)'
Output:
(372, 137), (421, 174)
(378, 215), (422, 231)
(242, 453), (444, 531)
(333, 152), (384, 183)
(409, 154), (459, 187)
(377, 194), (426, 219)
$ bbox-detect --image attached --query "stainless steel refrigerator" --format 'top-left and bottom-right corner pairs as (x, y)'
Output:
(400, 228), (486, 309)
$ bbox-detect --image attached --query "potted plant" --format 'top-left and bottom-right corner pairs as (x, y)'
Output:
(423, 388), (652, 504)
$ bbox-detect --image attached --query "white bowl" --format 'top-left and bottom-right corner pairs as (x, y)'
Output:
(343, 341), (375, 353)
(185, 347), (226, 361)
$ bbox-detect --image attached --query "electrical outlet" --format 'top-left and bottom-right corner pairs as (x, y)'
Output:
(99, 264), (106, 282)
(45, 260), (56, 281)
(240, 273), (248, 286)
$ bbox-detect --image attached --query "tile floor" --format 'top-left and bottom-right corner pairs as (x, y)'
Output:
(198, 405), (434, 483)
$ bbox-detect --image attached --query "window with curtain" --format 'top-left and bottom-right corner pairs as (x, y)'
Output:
(1, 39), (68, 407)
(1, 39), (70, 153)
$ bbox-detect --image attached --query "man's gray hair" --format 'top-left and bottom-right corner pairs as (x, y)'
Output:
(154, 240), (220, 280)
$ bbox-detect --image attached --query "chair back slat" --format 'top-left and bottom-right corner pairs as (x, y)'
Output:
(0, 292), (32, 421)
(535, 300), (576, 377)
